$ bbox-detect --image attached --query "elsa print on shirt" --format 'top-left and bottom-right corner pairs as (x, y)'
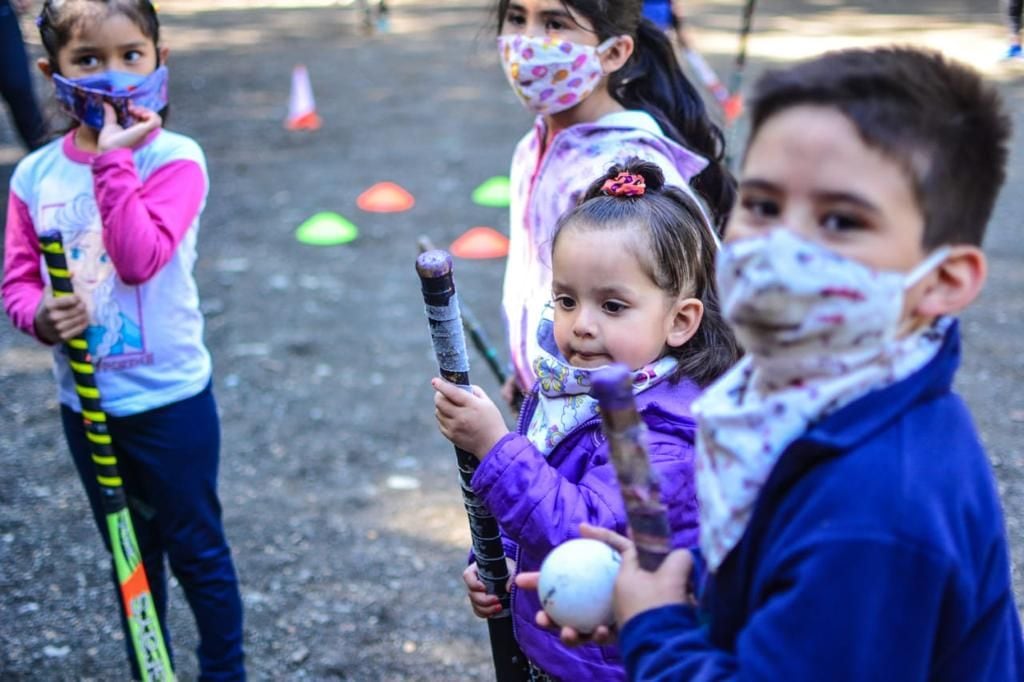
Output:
(49, 193), (144, 360)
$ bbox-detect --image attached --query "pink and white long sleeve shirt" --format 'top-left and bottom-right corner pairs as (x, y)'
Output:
(2, 130), (211, 416)
(502, 110), (710, 391)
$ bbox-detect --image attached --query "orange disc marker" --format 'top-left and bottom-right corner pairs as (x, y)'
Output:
(356, 182), (416, 213)
(450, 226), (510, 259)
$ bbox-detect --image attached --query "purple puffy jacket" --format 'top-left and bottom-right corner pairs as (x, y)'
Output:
(471, 377), (702, 680)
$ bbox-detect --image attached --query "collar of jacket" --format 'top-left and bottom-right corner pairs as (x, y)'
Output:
(794, 318), (961, 455)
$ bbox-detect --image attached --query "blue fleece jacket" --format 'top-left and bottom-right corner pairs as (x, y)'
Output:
(619, 321), (1024, 681)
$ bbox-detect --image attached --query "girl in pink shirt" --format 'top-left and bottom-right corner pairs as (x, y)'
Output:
(2, 1), (244, 678)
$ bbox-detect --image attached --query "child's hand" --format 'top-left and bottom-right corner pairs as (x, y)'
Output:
(432, 379), (509, 459)
(581, 523), (693, 629)
(463, 558), (516, 618)
(97, 102), (161, 153)
(34, 294), (89, 345)
(514, 523), (695, 644)
(514, 570), (618, 646)
(499, 375), (522, 410)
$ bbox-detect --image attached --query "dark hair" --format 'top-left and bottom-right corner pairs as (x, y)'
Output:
(38, 0), (161, 70)
(552, 158), (742, 386)
(496, 0), (735, 232)
(746, 46), (1012, 248)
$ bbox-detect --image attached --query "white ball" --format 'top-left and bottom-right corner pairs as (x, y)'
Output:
(538, 538), (622, 633)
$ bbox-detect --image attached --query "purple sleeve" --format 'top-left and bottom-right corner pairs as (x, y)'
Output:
(471, 433), (625, 558)
(92, 148), (205, 285)
(471, 429), (697, 559)
(1, 191), (46, 341)
(646, 431), (700, 550)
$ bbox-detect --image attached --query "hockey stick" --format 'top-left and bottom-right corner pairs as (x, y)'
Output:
(591, 364), (672, 570)
(39, 231), (174, 681)
(417, 236), (508, 387)
(725, 0), (758, 168)
(416, 250), (529, 682)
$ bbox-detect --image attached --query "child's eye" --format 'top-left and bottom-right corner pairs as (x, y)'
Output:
(602, 301), (627, 314)
(504, 10), (526, 27)
(545, 18), (567, 31)
(75, 55), (100, 69)
(124, 50), (144, 63)
(740, 196), (780, 221)
(820, 212), (865, 232)
(554, 295), (576, 311)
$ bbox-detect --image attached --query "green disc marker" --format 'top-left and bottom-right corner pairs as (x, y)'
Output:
(295, 212), (359, 246)
(471, 176), (511, 208)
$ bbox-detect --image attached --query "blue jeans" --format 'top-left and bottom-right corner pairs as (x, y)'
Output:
(0, 0), (47, 150)
(61, 383), (246, 681)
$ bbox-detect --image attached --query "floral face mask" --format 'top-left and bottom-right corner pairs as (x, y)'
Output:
(497, 34), (618, 115)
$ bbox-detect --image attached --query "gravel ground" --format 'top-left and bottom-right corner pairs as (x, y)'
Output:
(0, 0), (1021, 679)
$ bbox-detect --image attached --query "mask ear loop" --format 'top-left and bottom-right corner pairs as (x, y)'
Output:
(903, 246), (952, 290)
(596, 36), (623, 54)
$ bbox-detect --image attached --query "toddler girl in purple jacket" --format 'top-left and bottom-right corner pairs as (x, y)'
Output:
(432, 159), (740, 681)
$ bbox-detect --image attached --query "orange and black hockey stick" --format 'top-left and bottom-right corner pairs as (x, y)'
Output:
(39, 230), (174, 681)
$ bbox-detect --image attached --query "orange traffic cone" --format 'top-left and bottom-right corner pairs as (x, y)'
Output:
(285, 64), (322, 131)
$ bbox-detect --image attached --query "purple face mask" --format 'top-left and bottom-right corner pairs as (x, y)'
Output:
(53, 65), (168, 129)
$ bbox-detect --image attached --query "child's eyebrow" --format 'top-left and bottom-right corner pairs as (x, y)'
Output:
(813, 191), (881, 213)
(506, 1), (576, 22)
(593, 285), (633, 299)
(741, 178), (881, 213)
(69, 41), (149, 53)
(540, 8), (575, 20)
(737, 178), (779, 194)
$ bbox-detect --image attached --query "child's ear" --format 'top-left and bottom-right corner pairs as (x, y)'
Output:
(600, 36), (634, 75)
(666, 297), (704, 348)
(37, 58), (53, 79)
(913, 245), (987, 318)
(158, 46), (170, 65)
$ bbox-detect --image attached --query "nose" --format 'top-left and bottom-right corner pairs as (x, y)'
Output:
(572, 307), (596, 338)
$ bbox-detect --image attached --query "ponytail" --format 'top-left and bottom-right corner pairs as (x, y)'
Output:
(610, 19), (735, 232)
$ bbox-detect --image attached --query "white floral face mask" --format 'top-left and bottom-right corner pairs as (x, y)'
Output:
(716, 228), (950, 387)
(497, 34), (618, 115)
(695, 228), (952, 571)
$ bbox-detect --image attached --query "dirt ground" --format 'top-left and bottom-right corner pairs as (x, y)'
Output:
(1, 0), (1022, 679)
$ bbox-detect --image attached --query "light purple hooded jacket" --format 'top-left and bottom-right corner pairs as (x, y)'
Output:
(501, 110), (710, 393)
(471, 376), (702, 680)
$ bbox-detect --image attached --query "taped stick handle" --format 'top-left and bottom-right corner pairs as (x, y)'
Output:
(416, 249), (529, 682)
(38, 231), (175, 681)
(39, 231), (125, 512)
(592, 364), (673, 571)
(417, 236), (509, 387)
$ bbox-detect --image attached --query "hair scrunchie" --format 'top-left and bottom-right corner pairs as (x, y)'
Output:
(601, 171), (646, 197)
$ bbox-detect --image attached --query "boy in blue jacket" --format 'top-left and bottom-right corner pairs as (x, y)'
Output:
(522, 46), (1024, 680)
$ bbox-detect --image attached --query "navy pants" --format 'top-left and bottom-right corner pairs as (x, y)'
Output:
(61, 384), (245, 681)
(0, 0), (47, 150)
